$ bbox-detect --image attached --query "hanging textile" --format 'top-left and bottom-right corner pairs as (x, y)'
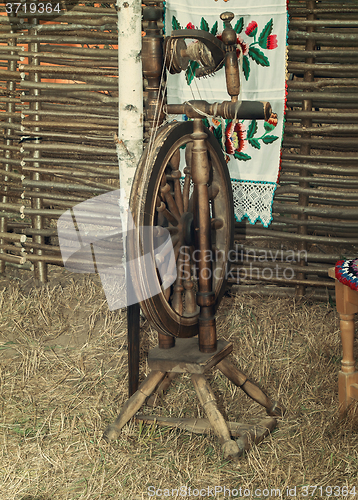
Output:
(164, 0), (288, 227)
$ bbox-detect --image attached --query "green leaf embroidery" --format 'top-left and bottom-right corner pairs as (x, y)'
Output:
(264, 121), (276, 132)
(234, 17), (244, 34)
(249, 46), (270, 67)
(234, 151), (251, 161)
(243, 55), (250, 81)
(200, 17), (209, 32)
(185, 60), (200, 85)
(213, 124), (222, 144)
(262, 135), (279, 144)
(249, 138), (261, 149)
(172, 15), (181, 31)
(258, 19), (273, 49)
(210, 21), (218, 36)
(202, 117), (210, 129)
(247, 120), (257, 139)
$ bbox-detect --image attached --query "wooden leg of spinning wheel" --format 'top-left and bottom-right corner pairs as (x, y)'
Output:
(191, 374), (241, 459)
(128, 302), (140, 397)
(103, 370), (166, 441)
(217, 358), (285, 417)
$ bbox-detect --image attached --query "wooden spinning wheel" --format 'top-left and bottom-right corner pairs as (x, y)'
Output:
(128, 120), (234, 339)
(104, 9), (285, 460)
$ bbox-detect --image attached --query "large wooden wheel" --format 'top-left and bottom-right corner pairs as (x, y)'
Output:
(128, 120), (234, 338)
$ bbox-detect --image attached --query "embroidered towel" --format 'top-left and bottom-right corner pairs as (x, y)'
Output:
(164, 0), (288, 227)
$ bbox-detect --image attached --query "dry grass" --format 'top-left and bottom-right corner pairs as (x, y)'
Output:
(0, 266), (358, 500)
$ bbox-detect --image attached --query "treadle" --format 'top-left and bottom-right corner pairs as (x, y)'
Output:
(136, 414), (277, 450)
(148, 338), (233, 373)
(134, 414), (277, 457)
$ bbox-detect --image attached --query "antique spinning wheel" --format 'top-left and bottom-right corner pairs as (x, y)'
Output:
(104, 9), (284, 460)
(128, 120), (234, 339)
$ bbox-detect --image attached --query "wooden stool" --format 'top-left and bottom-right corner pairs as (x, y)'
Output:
(329, 264), (358, 415)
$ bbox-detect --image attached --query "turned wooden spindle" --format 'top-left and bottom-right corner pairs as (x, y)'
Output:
(183, 142), (192, 213)
(190, 118), (217, 353)
(156, 196), (177, 226)
(158, 332), (175, 349)
(329, 268), (358, 414)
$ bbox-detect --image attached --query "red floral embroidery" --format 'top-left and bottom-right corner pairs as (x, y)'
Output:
(225, 121), (247, 155)
(245, 21), (258, 36)
(266, 34), (278, 49)
(267, 113), (278, 127)
(237, 36), (249, 57)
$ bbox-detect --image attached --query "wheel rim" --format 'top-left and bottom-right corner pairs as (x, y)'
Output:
(129, 121), (234, 338)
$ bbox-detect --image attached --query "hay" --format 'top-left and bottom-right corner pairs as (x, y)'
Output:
(0, 266), (357, 500)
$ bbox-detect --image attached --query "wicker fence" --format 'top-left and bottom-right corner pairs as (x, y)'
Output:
(0, 0), (357, 299)
(0, 2), (120, 281)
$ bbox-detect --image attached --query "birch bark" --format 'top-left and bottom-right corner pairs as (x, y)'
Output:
(117, 0), (143, 201)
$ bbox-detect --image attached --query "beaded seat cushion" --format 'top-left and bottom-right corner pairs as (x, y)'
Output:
(335, 259), (358, 291)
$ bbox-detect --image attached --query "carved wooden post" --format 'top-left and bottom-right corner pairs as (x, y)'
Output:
(335, 278), (358, 414)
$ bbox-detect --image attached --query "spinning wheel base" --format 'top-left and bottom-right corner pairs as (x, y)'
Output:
(148, 337), (232, 374)
(103, 339), (284, 460)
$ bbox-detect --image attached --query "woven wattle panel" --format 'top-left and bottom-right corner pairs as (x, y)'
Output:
(165, 0), (288, 227)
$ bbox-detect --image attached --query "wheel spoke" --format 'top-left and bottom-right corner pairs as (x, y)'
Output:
(155, 234), (179, 266)
(160, 174), (181, 222)
(169, 149), (185, 216)
(156, 197), (178, 226)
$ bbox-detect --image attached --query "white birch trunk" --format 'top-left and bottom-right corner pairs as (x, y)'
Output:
(117, 0), (143, 201)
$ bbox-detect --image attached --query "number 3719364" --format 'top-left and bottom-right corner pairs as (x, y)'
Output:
(5, 3), (61, 14)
